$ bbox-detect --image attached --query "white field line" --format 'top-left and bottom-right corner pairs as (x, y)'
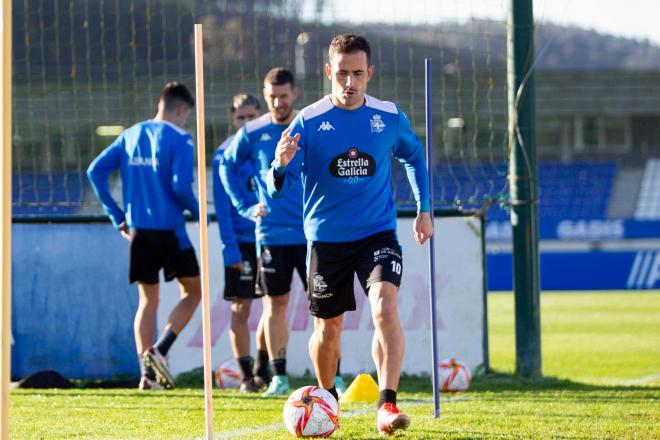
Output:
(213, 396), (473, 439)
(624, 373), (660, 385)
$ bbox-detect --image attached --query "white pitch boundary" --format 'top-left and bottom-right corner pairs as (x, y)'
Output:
(624, 373), (660, 385)
(212, 396), (474, 440)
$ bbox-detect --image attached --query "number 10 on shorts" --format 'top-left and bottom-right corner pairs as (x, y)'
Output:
(391, 260), (402, 275)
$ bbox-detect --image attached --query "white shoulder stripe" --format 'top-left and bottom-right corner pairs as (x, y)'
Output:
(244, 114), (272, 134)
(156, 119), (191, 137)
(365, 95), (398, 114)
(301, 96), (334, 121)
(217, 134), (235, 151)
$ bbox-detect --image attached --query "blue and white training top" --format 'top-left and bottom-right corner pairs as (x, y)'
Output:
(267, 95), (430, 243)
(87, 119), (199, 249)
(213, 134), (257, 266)
(221, 113), (306, 246)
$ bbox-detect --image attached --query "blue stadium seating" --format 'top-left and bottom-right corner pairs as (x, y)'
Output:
(392, 160), (617, 220)
(12, 161), (618, 220)
(537, 161), (616, 219)
(12, 172), (86, 216)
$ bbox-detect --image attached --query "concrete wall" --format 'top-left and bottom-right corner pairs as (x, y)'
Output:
(11, 217), (486, 380)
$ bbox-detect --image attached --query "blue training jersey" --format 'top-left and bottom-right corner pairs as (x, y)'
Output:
(267, 95), (430, 243)
(87, 120), (199, 248)
(221, 113), (306, 246)
(213, 135), (257, 266)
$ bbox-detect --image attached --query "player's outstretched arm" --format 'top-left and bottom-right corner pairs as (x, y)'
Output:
(218, 159), (268, 223)
(393, 108), (433, 245)
(212, 152), (242, 266)
(414, 212), (433, 245)
(220, 130), (267, 222)
(87, 141), (125, 230)
(266, 128), (301, 198)
(171, 137), (200, 221)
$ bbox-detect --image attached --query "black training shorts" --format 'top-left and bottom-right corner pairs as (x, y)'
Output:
(223, 242), (263, 301)
(257, 244), (308, 296)
(307, 230), (403, 319)
(129, 229), (200, 284)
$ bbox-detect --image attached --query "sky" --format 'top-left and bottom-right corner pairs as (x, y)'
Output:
(306, 0), (660, 47)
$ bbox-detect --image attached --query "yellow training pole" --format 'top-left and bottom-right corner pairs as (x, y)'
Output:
(194, 23), (214, 440)
(1, 0), (12, 438)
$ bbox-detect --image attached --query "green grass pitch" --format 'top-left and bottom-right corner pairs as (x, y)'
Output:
(10, 291), (660, 439)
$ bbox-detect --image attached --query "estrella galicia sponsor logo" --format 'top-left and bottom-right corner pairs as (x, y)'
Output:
(330, 148), (376, 178)
(370, 114), (386, 133)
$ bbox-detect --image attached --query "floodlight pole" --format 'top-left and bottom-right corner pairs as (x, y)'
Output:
(1, 0), (12, 438)
(507, 0), (542, 378)
(425, 59), (441, 418)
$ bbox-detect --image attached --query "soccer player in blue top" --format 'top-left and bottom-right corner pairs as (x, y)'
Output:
(267, 35), (433, 435)
(212, 93), (272, 392)
(220, 68), (307, 396)
(87, 82), (202, 391)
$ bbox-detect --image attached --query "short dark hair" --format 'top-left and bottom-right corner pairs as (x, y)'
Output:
(160, 82), (194, 111)
(264, 67), (295, 88)
(328, 34), (371, 65)
(231, 93), (261, 113)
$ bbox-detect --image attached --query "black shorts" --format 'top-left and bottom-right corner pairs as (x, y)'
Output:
(224, 242), (263, 301)
(308, 230), (403, 319)
(129, 229), (200, 284)
(257, 244), (308, 296)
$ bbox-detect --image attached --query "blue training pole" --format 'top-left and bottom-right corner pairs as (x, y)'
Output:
(425, 58), (441, 418)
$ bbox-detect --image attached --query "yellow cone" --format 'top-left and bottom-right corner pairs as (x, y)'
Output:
(339, 373), (379, 404)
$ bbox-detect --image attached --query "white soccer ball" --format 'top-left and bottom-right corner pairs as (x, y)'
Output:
(283, 386), (340, 438)
(214, 358), (242, 389)
(438, 358), (471, 392)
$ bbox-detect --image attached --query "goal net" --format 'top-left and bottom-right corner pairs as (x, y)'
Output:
(11, 0), (509, 218)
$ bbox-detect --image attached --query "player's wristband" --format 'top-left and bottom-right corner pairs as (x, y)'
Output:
(271, 159), (287, 176)
(418, 199), (431, 213)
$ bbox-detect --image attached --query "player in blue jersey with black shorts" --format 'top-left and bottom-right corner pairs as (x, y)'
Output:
(87, 82), (202, 391)
(267, 35), (433, 435)
(213, 93), (272, 392)
(220, 68), (308, 397)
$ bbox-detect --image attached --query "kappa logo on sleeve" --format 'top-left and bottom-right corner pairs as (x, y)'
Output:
(329, 148), (376, 178)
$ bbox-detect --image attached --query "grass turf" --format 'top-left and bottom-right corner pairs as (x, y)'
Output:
(10, 291), (660, 439)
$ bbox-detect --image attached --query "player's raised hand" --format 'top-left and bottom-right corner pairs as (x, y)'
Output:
(413, 212), (433, 244)
(274, 128), (301, 168)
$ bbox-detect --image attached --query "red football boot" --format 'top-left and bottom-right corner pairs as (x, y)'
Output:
(377, 402), (410, 435)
